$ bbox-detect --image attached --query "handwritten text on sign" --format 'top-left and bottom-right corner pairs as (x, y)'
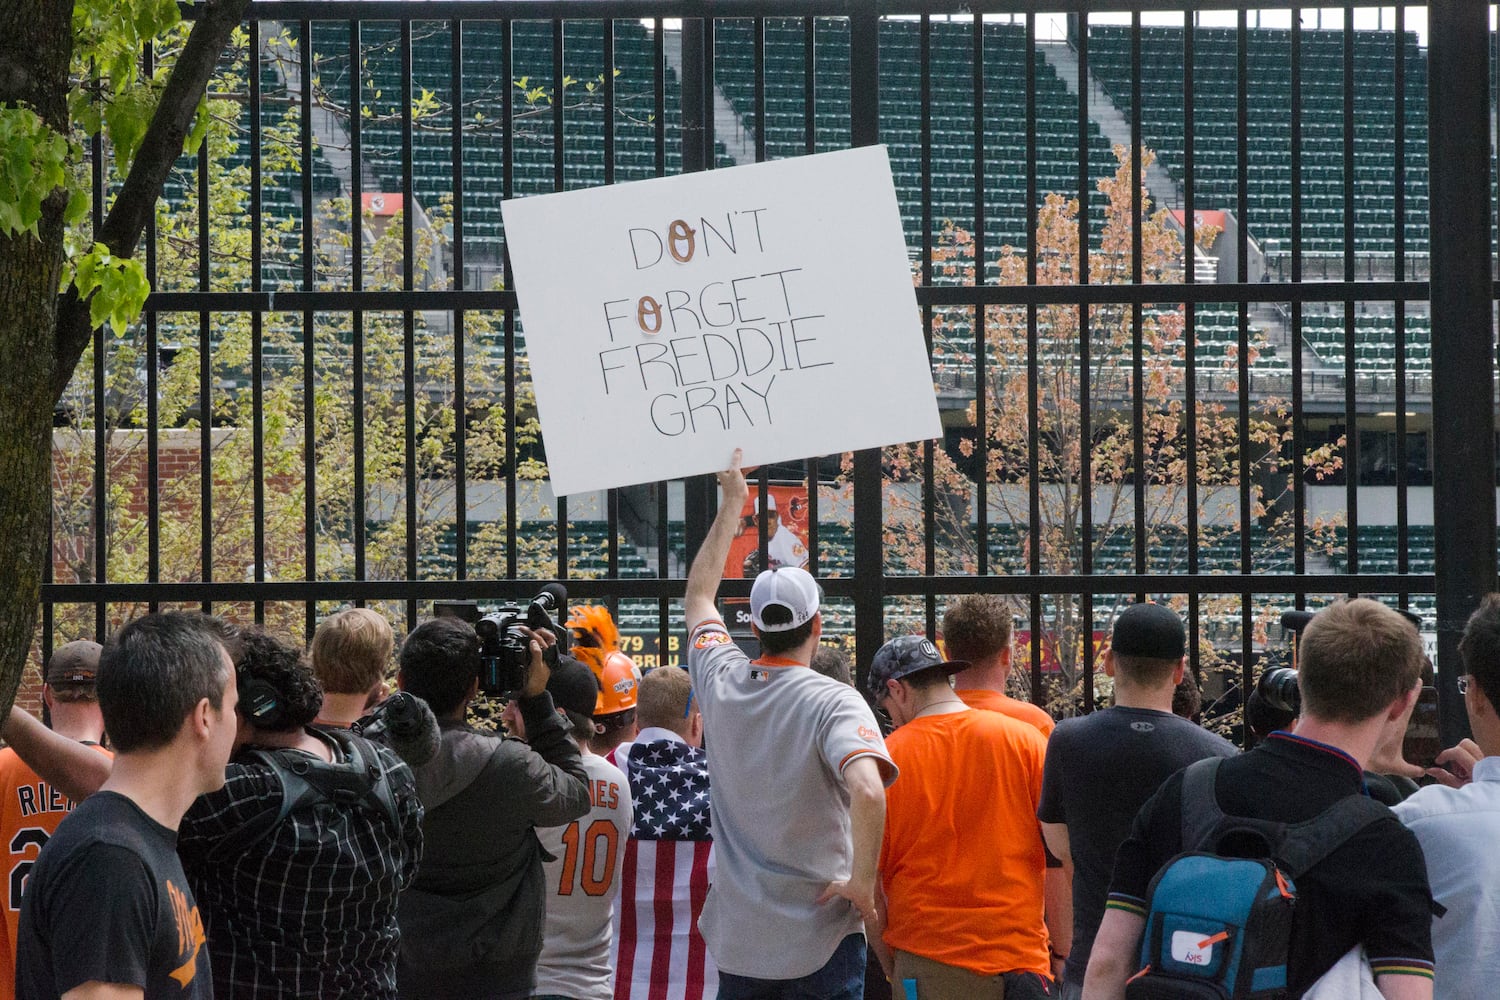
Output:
(502, 146), (942, 495)
(601, 210), (831, 437)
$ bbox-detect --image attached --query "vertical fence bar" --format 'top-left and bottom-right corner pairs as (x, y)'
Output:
(1290, 13), (1306, 604)
(680, 17), (715, 561)
(503, 18), (518, 581)
(351, 20), (367, 592)
(250, 21), (266, 624)
(451, 19), (468, 582)
(1026, 10), (1043, 709)
(197, 126), (213, 616)
(1429, 0), (1494, 746)
(1183, 17), (1201, 696)
(401, 20), (418, 628)
(1236, 10), (1254, 744)
(1130, 11), (1145, 592)
(850, 3), (883, 683)
(300, 18), (316, 637)
(1076, 13), (1094, 711)
(971, 12), (988, 580)
(1341, 10), (1359, 587)
(1393, 10), (1409, 603)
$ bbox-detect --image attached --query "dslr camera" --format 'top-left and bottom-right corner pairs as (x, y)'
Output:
(1254, 610), (1314, 718)
(473, 590), (567, 696)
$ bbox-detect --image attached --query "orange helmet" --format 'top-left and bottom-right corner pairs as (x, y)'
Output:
(596, 650), (639, 716)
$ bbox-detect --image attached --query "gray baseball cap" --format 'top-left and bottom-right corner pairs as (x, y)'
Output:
(865, 635), (967, 702)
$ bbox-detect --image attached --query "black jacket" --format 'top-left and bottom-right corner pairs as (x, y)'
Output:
(396, 692), (590, 998)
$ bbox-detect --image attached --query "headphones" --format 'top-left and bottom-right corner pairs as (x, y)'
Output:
(236, 665), (286, 730)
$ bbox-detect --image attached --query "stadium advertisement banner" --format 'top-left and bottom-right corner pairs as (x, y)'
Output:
(501, 145), (942, 496)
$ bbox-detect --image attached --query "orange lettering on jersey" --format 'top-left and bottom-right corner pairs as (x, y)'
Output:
(590, 779), (620, 810)
(694, 631), (731, 649)
(166, 880), (205, 987)
(857, 725), (878, 741)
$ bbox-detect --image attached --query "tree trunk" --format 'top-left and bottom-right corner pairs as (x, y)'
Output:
(0, 0), (74, 719)
(0, 0), (252, 714)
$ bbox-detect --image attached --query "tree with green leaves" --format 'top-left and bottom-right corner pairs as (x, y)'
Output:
(0, 0), (251, 712)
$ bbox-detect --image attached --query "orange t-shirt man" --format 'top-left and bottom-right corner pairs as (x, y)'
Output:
(956, 687), (1055, 738)
(879, 707), (1051, 977)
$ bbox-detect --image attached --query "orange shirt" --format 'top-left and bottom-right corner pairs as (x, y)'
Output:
(879, 709), (1050, 976)
(0, 744), (112, 1000)
(956, 687), (1055, 737)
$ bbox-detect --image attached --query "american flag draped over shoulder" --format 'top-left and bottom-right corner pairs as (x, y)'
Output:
(611, 738), (718, 1000)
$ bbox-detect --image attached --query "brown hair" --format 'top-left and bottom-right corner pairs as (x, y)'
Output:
(758, 617), (816, 656)
(1111, 652), (1181, 688)
(942, 594), (1014, 663)
(1298, 598), (1423, 723)
(637, 666), (695, 732)
(311, 608), (393, 695)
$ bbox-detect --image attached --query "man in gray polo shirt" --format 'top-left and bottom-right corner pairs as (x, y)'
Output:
(685, 448), (896, 998)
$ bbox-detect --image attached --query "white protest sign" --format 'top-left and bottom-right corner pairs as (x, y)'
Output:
(501, 145), (941, 496)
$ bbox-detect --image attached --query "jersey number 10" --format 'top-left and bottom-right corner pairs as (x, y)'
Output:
(556, 819), (619, 897)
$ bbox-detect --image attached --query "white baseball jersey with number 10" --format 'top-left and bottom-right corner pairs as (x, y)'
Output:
(535, 752), (635, 1000)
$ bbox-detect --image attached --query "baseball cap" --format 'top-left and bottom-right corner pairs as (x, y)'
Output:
(749, 567), (821, 632)
(1110, 602), (1186, 660)
(865, 635), (967, 702)
(754, 494), (778, 514)
(547, 655), (601, 718)
(45, 640), (101, 686)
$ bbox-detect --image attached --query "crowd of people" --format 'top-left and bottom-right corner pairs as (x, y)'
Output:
(2, 449), (1493, 1000)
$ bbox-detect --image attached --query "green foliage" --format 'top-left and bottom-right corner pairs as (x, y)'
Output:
(0, 0), (211, 345)
(70, 244), (150, 335)
(0, 107), (72, 238)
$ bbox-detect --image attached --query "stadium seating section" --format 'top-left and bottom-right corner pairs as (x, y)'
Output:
(152, 19), (1451, 633)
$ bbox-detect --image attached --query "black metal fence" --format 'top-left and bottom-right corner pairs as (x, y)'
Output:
(42, 2), (1494, 741)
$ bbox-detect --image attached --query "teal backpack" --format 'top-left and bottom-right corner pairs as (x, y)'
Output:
(1125, 758), (1388, 1000)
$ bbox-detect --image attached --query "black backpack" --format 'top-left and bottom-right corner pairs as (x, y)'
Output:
(208, 729), (403, 859)
(1125, 758), (1389, 1000)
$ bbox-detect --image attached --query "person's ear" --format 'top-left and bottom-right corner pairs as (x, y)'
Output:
(1102, 650), (1118, 678)
(191, 696), (215, 741)
(1172, 657), (1186, 686)
(41, 685), (55, 711)
(1387, 681), (1421, 722)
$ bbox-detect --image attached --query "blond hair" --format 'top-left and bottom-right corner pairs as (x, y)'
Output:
(311, 608), (393, 695)
(636, 666), (695, 734)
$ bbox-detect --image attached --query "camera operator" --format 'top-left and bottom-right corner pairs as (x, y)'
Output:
(395, 616), (591, 1000)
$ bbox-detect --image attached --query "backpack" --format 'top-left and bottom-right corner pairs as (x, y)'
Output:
(1125, 758), (1390, 1000)
(208, 728), (403, 859)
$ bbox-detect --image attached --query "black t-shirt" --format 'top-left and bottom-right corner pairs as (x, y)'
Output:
(1107, 732), (1435, 996)
(1037, 706), (1235, 983)
(17, 790), (213, 999)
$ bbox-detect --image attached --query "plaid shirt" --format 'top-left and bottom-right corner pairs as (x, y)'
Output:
(177, 731), (424, 1000)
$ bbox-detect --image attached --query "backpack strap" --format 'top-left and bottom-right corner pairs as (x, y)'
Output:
(1273, 794), (1391, 879)
(1178, 757), (1230, 851)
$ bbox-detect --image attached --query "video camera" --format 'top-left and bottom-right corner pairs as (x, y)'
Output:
(435, 585), (569, 697)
